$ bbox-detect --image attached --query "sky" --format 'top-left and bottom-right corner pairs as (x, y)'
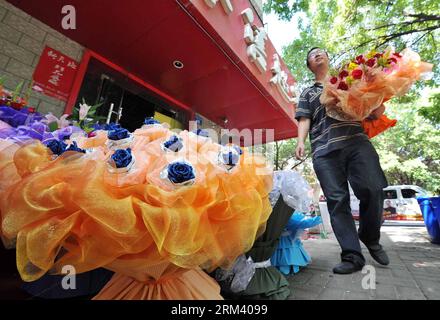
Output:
(264, 12), (301, 55)
(261, 0), (309, 55)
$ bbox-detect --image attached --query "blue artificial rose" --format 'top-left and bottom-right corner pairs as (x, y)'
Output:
(163, 135), (183, 152)
(167, 162), (195, 184)
(222, 151), (240, 166)
(111, 148), (132, 168)
(108, 128), (129, 140)
(104, 123), (121, 131)
(196, 129), (209, 137)
(94, 122), (121, 131)
(45, 139), (67, 155)
(65, 141), (86, 153)
(144, 117), (160, 125)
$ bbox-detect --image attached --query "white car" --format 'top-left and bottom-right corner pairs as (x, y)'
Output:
(318, 185), (429, 221)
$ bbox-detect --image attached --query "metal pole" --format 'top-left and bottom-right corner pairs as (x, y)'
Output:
(106, 103), (114, 124)
(115, 90), (125, 124)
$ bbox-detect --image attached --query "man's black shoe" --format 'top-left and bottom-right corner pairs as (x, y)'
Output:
(367, 245), (390, 266)
(332, 261), (364, 274)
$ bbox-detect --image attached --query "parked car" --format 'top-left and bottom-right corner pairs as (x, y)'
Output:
(318, 185), (429, 221)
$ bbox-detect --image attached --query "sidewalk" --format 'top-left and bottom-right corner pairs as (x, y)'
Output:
(286, 226), (440, 300)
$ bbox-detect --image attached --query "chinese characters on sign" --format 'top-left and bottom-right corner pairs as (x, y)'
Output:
(204, 0), (233, 14)
(270, 54), (296, 103)
(241, 8), (268, 73)
(32, 46), (78, 102)
(204, 2), (297, 105)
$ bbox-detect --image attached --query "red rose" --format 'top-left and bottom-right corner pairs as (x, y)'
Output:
(339, 70), (349, 79)
(393, 52), (402, 58)
(11, 102), (22, 110)
(355, 55), (365, 64)
(351, 69), (363, 79)
(330, 76), (338, 84)
(27, 107), (36, 113)
(365, 58), (376, 67)
(337, 81), (349, 90)
(388, 57), (397, 64)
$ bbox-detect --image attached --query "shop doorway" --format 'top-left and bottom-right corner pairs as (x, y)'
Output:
(74, 57), (187, 132)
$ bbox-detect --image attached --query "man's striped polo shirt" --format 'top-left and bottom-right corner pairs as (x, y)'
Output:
(295, 82), (369, 159)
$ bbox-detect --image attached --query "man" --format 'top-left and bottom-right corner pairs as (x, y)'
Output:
(295, 47), (390, 274)
(384, 200), (397, 215)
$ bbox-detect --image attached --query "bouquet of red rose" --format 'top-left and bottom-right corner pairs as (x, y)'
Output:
(0, 79), (33, 111)
(320, 48), (433, 122)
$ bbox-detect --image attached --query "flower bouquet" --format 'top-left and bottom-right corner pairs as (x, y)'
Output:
(320, 48), (433, 138)
(321, 48), (433, 122)
(68, 98), (106, 133)
(0, 80), (34, 111)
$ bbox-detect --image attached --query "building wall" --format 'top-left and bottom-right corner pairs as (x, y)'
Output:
(0, 0), (84, 117)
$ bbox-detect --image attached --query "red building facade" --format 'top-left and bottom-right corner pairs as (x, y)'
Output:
(2, 0), (298, 144)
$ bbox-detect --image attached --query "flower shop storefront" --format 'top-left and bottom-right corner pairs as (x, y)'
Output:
(6, 0), (298, 144)
(0, 0), (300, 299)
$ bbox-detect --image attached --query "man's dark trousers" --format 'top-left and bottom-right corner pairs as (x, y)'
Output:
(313, 139), (388, 266)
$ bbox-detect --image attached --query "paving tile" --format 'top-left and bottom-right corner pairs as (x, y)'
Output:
(286, 271), (314, 285)
(394, 285), (426, 300)
(306, 272), (333, 287)
(343, 290), (371, 300)
(288, 284), (323, 300)
(316, 288), (346, 300)
(287, 227), (437, 300)
(416, 280), (440, 300)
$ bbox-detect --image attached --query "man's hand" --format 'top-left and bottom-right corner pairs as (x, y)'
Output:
(366, 103), (385, 120)
(295, 117), (311, 160)
(295, 141), (306, 160)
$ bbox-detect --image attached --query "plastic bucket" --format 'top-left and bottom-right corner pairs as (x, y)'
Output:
(417, 197), (440, 244)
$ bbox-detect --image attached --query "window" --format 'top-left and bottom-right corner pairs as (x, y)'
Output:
(402, 189), (417, 199)
(384, 190), (398, 199)
(414, 187), (429, 197)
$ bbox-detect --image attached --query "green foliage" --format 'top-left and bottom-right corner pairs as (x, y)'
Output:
(268, 0), (439, 89)
(47, 121), (59, 132)
(268, 138), (317, 185)
(69, 98), (105, 133)
(263, 0), (309, 21)
(23, 81), (34, 104)
(371, 88), (440, 194)
(273, 139), (296, 169)
(11, 81), (24, 102)
(418, 92), (440, 125)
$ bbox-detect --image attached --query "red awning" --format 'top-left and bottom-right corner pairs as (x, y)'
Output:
(7, 0), (298, 142)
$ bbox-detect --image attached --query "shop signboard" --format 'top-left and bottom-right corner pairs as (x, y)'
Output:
(32, 46), (78, 102)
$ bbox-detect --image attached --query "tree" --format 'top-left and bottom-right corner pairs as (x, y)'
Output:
(418, 92), (440, 125)
(266, 138), (317, 185)
(265, 0), (439, 89)
(371, 88), (440, 194)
